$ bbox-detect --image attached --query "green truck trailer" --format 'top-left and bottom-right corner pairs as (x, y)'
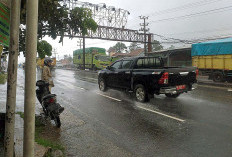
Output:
(73, 47), (111, 70)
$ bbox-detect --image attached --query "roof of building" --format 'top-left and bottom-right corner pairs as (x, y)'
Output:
(128, 48), (144, 57)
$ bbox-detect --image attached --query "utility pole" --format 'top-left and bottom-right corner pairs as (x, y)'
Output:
(83, 36), (85, 70)
(77, 38), (82, 49)
(4, 0), (20, 156)
(52, 48), (58, 58)
(139, 16), (149, 56)
(23, 0), (38, 156)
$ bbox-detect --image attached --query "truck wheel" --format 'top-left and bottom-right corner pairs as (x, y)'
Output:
(165, 93), (180, 98)
(99, 78), (107, 92)
(213, 72), (225, 82)
(134, 84), (149, 102)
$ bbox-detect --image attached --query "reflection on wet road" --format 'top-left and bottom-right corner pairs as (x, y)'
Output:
(1, 68), (232, 157)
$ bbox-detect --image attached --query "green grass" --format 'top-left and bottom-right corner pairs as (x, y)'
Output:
(16, 112), (65, 154)
(16, 112), (24, 119)
(0, 73), (6, 84)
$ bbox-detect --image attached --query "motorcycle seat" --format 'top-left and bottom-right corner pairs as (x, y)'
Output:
(42, 94), (56, 100)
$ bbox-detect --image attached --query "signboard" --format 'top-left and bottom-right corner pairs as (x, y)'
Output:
(0, 2), (10, 47)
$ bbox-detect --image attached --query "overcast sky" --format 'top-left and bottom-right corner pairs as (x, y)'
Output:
(18, 0), (232, 63)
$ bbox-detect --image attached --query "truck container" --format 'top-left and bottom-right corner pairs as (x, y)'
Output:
(192, 38), (232, 82)
(73, 47), (111, 70)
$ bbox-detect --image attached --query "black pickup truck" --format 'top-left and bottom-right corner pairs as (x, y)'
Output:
(98, 57), (198, 102)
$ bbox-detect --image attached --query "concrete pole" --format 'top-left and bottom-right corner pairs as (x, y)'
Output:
(83, 36), (85, 70)
(23, 0), (38, 156)
(4, 0), (21, 156)
(143, 18), (147, 56)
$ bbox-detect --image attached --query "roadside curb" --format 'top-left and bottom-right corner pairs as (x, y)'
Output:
(197, 80), (232, 88)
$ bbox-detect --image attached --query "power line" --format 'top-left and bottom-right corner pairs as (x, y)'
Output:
(149, 0), (225, 17)
(127, 0), (226, 26)
(150, 5), (232, 23)
(153, 34), (192, 44)
(161, 26), (232, 36)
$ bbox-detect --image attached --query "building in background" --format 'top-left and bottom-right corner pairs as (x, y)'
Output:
(149, 47), (192, 67)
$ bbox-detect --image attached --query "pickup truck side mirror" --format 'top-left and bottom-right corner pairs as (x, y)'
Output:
(106, 66), (110, 70)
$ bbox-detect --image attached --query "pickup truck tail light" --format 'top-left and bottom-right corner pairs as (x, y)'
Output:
(196, 69), (199, 79)
(158, 72), (169, 84)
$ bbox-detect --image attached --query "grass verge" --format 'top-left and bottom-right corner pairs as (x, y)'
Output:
(16, 112), (65, 155)
(0, 73), (7, 84)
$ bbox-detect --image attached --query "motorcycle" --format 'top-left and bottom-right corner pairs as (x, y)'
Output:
(36, 80), (64, 128)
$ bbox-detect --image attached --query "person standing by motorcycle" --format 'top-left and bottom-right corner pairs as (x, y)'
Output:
(42, 58), (54, 92)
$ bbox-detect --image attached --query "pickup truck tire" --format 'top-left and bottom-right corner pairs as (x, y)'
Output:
(134, 84), (149, 102)
(213, 72), (225, 82)
(165, 93), (180, 98)
(99, 78), (107, 92)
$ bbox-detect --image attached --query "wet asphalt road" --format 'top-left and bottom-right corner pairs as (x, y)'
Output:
(53, 69), (232, 157)
(1, 68), (232, 157)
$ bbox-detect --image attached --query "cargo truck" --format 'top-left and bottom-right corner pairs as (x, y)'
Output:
(73, 47), (111, 70)
(192, 38), (232, 82)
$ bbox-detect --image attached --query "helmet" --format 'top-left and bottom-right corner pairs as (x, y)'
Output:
(44, 58), (53, 66)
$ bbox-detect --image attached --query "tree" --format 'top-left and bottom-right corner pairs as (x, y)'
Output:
(19, 0), (98, 53)
(152, 40), (163, 51)
(69, 7), (98, 36)
(112, 42), (127, 53)
(168, 45), (175, 50)
(37, 40), (52, 59)
(129, 42), (141, 52)
(108, 47), (116, 53)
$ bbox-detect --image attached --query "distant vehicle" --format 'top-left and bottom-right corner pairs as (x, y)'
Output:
(73, 47), (111, 70)
(56, 62), (63, 68)
(192, 38), (232, 82)
(98, 56), (198, 102)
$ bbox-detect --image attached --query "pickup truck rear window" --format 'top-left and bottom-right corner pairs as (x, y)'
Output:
(136, 58), (162, 69)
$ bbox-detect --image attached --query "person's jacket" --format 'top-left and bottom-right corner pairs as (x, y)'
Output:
(42, 65), (52, 82)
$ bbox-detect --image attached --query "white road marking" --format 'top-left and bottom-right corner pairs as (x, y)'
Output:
(96, 93), (122, 102)
(137, 105), (185, 122)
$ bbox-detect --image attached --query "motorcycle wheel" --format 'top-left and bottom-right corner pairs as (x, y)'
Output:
(54, 116), (61, 128)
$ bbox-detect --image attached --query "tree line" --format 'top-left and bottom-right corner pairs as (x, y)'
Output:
(107, 40), (176, 53)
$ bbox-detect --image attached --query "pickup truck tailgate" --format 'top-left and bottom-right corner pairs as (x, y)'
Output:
(166, 67), (197, 86)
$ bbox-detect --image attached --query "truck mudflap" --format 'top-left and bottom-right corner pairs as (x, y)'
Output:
(159, 83), (197, 95)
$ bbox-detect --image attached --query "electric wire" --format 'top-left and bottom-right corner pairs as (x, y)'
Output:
(127, 0), (226, 25)
(150, 5), (232, 23)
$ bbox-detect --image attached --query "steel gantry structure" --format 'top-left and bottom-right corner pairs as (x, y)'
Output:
(67, 26), (153, 43)
(60, 0), (153, 51)
(60, 0), (129, 28)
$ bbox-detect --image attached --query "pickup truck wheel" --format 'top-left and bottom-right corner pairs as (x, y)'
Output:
(165, 93), (180, 98)
(135, 84), (149, 102)
(213, 72), (225, 82)
(99, 78), (107, 92)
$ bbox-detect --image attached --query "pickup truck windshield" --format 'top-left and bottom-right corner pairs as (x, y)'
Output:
(136, 58), (162, 69)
